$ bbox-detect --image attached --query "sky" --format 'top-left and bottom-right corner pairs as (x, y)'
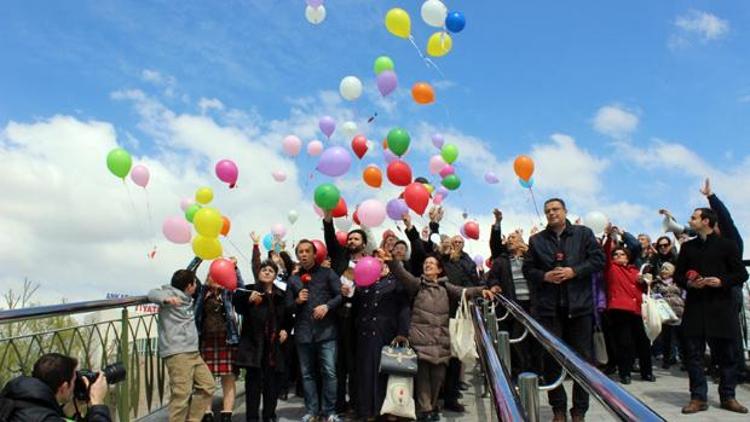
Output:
(1, 0), (749, 304)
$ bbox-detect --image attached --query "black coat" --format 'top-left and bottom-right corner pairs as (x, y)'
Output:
(674, 233), (748, 339)
(286, 265), (342, 344)
(233, 284), (290, 371)
(1, 376), (111, 422)
(404, 226), (427, 277)
(522, 221), (605, 318)
(442, 252), (480, 287)
(486, 255), (518, 302)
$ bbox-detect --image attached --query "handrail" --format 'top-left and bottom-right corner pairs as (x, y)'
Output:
(470, 301), (528, 421)
(494, 295), (665, 422)
(0, 296), (150, 324)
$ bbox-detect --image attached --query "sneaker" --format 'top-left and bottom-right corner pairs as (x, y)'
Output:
(442, 401), (465, 413)
(301, 415), (317, 422)
(326, 415), (342, 422)
(430, 410), (441, 421)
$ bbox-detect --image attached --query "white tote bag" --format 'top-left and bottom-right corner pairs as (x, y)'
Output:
(380, 375), (416, 419)
(449, 289), (478, 363)
(641, 284), (662, 343)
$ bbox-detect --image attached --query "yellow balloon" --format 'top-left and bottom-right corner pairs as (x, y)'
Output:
(423, 183), (435, 195)
(427, 32), (453, 57)
(385, 8), (411, 39)
(193, 207), (223, 237)
(192, 235), (222, 260)
(195, 186), (213, 205)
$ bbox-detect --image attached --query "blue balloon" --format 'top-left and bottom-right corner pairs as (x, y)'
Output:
(262, 233), (274, 251)
(519, 177), (534, 189)
(445, 11), (466, 33)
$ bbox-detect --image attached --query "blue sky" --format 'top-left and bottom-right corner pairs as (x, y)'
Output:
(1, 1), (749, 300)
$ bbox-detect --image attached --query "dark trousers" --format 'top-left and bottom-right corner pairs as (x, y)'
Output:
(608, 309), (653, 378)
(416, 360), (447, 414)
(538, 309), (593, 414)
(660, 324), (685, 363)
(443, 358), (462, 404)
(245, 366), (280, 421)
(335, 312), (357, 410)
(601, 311), (619, 370)
(684, 335), (738, 401)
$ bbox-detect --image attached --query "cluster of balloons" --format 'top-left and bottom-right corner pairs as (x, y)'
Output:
(304, 0), (326, 24)
(107, 147), (151, 188)
(190, 188), (227, 260)
(384, 1), (466, 58)
(513, 155), (535, 188)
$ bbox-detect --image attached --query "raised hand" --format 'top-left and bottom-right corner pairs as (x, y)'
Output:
(700, 178), (712, 197)
(492, 208), (503, 223)
(250, 231), (260, 245)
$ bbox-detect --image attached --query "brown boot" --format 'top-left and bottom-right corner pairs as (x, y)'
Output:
(681, 399), (708, 414)
(552, 408), (567, 422)
(570, 409), (585, 422)
(720, 399), (749, 414)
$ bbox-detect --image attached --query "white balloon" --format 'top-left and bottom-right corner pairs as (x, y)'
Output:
(305, 5), (326, 24)
(339, 76), (363, 101)
(341, 121), (358, 138)
(584, 211), (609, 235)
(421, 0), (447, 28)
(288, 210), (299, 224)
(334, 217), (352, 232)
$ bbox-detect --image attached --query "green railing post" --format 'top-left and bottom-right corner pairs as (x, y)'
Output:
(119, 307), (131, 422)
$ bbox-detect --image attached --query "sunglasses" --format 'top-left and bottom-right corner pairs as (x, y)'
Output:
(612, 252), (626, 256)
(658, 244), (670, 248)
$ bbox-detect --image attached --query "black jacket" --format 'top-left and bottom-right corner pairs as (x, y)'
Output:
(286, 265), (342, 344)
(1, 376), (111, 422)
(323, 219), (352, 276)
(233, 284), (290, 371)
(522, 221), (605, 318)
(442, 252), (480, 287)
(404, 226), (427, 277)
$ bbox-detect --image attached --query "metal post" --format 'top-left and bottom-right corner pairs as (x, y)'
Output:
(497, 331), (511, 370)
(518, 372), (540, 422)
(119, 307), (131, 422)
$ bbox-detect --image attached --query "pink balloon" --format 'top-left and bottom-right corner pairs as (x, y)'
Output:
(180, 197), (194, 211)
(272, 170), (287, 182)
(313, 204), (324, 218)
(433, 194), (444, 205)
(162, 216), (191, 244)
(272, 223), (287, 238)
(357, 199), (386, 227)
(130, 164), (150, 188)
(439, 165), (455, 178)
(209, 258), (238, 291)
(428, 155), (447, 174)
(282, 135), (302, 157)
(215, 159), (239, 188)
(354, 256), (382, 288)
(307, 140), (324, 156)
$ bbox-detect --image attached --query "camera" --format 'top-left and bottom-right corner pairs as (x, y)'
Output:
(74, 362), (127, 401)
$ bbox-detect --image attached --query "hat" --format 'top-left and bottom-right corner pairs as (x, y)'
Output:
(382, 229), (396, 241)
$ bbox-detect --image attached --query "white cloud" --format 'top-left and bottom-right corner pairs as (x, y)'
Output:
(592, 104), (639, 138)
(198, 98), (224, 114)
(670, 10), (729, 49)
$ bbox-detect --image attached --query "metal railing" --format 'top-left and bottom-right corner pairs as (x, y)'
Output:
(0, 296), (164, 422)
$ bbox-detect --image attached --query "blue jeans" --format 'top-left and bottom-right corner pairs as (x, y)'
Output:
(297, 339), (338, 416)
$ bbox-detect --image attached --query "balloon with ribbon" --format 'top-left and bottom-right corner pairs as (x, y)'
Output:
(513, 155), (535, 181)
(215, 159), (238, 188)
(386, 128), (411, 157)
(305, 4), (326, 24)
(288, 210), (299, 224)
(519, 177), (534, 189)
(384, 8), (411, 39)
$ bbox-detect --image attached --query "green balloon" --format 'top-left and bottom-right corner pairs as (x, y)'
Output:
(387, 128), (411, 157)
(185, 204), (202, 223)
(314, 183), (341, 211)
(373, 56), (395, 75)
(441, 174), (461, 191)
(441, 144), (459, 164)
(106, 147), (132, 179)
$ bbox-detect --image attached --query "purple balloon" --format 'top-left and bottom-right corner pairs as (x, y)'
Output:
(431, 133), (444, 149)
(319, 116), (336, 138)
(376, 70), (398, 97)
(484, 171), (499, 184)
(459, 224), (468, 239)
(383, 149), (397, 164)
(306, 0), (324, 7)
(473, 254), (484, 268)
(386, 198), (409, 221)
(316, 146), (352, 177)
(436, 186), (449, 199)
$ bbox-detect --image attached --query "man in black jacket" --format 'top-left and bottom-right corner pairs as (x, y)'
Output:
(1, 353), (111, 421)
(522, 198), (605, 422)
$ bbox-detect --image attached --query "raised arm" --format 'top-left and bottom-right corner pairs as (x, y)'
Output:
(489, 209), (507, 259)
(250, 232), (261, 280)
(403, 213), (426, 276)
(386, 259), (421, 297)
(323, 212), (346, 273)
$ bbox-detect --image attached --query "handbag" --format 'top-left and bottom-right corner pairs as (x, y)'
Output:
(641, 284), (662, 343)
(379, 340), (418, 376)
(379, 375), (416, 419)
(449, 289), (478, 363)
(593, 324), (609, 365)
(654, 298), (679, 324)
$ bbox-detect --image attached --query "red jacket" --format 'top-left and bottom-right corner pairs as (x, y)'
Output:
(604, 239), (644, 315)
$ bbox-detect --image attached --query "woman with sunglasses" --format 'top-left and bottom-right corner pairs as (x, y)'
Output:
(649, 236), (678, 275)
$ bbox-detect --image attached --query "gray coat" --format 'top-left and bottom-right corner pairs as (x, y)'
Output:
(148, 285), (199, 358)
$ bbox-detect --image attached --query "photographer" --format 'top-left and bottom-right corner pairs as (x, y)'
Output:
(1, 353), (111, 421)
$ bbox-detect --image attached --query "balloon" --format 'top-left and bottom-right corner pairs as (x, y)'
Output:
(386, 198), (409, 220)
(180, 197), (194, 212)
(376, 70), (398, 97)
(334, 217), (352, 232)
(305, 4), (326, 24)
(209, 258), (238, 291)
(385, 8), (411, 39)
(433, 193), (444, 205)
(441, 144), (459, 164)
(383, 149), (397, 164)
(386, 128), (411, 157)
(421, 0), (448, 27)
(272, 223), (287, 239)
(427, 32), (453, 57)
(162, 216), (191, 244)
(317, 146), (352, 177)
(319, 116), (336, 138)
(436, 186), (449, 198)
(335, 231), (348, 247)
(387, 160), (413, 186)
(423, 183), (435, 195)
(271, 170), (287, 182)
(312, 239), (328, 264)
(193, 207), (223, 237)
(106, 148), (132, 179)
(474, 255), (484, 268)
(513, 155), (535, 181)
(314, 183), (341, 211)
(404, 183), (430, 215)
(339, 76), (363, 101)
(262, 233), (274, 251)
(354, 256), (383, 288)
(428, 155), (447, 174)
(484, 171), (499, 184)
(192, 235), (222, 260)
(282, 135), (302, 157)
(358, 199), (386, 227)
(215, 159), (238, 188)
(220, 216), (231, 236)
(185, 204), (201, 222)
(130, 164), (150, 188)
(288, 210), (299, 224)
(306, 0), (323, 7)
(341, 121), (358, 138)
(445, 11), (466, 33)
(431, 133), (445, 149)
(411, 82), (435, 105)
(332, 197), (348, 218)
(352, 209), (361, 226)
(464, 221), (480, 240)
(584, 211), (609, 235)
(519, 177), (534, 189)
(307, 140), (324, 156)
(195, 187), (213, 205)
(441, 174), (461, 190)
(362, 165), (383, 188)
(438, 164), (455, 178)
(459, 224), (467, 239)
(373, 56), (395, 75)
(351, 135), (368, 159)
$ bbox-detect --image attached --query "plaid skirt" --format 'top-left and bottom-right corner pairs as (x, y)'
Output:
(200, 333), (238, 376)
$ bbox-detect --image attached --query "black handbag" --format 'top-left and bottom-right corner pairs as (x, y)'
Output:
(379, 340), (418, 376)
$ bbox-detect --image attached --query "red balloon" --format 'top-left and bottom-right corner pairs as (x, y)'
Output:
(209, 258), (238, 291)
(403, 182), (430, 215)
(335, 231), (348, 247)
(312, 239), (328, 265)
(485, 257), (493, 269)
(332, 197), (348, 218)
(464, 221), (480, 240)
(387, 160), (413, 187)
(353, 208), (361, 225)
(351, 135), (368, 159)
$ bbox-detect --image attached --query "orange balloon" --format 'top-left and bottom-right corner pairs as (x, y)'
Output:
(220, 216), (231, 236)
(363, 165), (383, 188)
(382, 138), (388, 150)
(513, 155), (535, 181)
(411, 82), (435, 105)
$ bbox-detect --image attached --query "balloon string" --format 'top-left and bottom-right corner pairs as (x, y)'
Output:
(123, 180), (154, 257)
(226, 237), (252, 268)
(529, 187), (543, 223)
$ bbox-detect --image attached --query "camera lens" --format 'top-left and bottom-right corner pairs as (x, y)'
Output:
(102, 362), (127, 384)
